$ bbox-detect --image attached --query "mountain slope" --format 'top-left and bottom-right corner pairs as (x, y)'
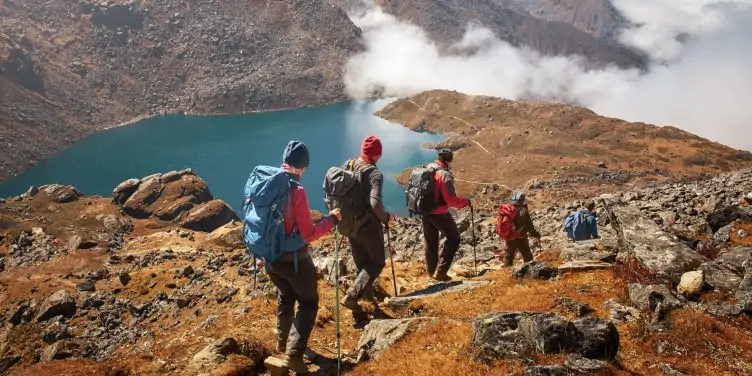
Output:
(499, 0), (629, 41)
(377, 90), (752, 207)
(333, 0), (645, 69)
(0, 0), (362, 181)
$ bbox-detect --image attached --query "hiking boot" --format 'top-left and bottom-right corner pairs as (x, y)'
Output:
(340, 294), (360, 311)
(264, 354), (309, 375)
(432, 271), (452, 282)
(282, 354), (309, 374)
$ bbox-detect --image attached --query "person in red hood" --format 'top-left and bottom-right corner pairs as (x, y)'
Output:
(266, 140), (341, 374)
(422, 148), (472, 281)
(340, 135), (396, 312)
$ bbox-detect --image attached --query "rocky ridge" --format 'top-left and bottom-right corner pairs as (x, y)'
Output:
(377, 90), (752, 208)
(1, 167), (751, 375)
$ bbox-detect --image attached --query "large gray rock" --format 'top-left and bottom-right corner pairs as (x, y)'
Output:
(736, 259), (752, 313)
(602, 299), (640, 324)
(355, 318), (430, 362)
(601, 201), (708, 284)
(569, 318), (620, 360)
(40, 184), (81, 203)
(112, 178), (140, 206)
(386, 280), (490, 309)
(512, 261), (558, 280)
(707, 205), (752, 233)
(559, 239), (617, 263)
(180, 199), (239, 233)
(37, 290), (76, 322)
(472, 312), (620, 363)
(519, 313), (574, 354)
(40, 340), (84, 362)
(628, 283), (684, 311)
(189, 337), (241, 371)
(472, 312), (535, 363)
(700, 247), (752, 291)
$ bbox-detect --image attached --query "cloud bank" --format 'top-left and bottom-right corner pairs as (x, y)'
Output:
(343, 1), (752, 151)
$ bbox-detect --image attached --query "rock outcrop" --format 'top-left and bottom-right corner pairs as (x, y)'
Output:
(114, 170), (237, 232)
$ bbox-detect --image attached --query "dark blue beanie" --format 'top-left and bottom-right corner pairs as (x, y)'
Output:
(282, 140), (310, 169)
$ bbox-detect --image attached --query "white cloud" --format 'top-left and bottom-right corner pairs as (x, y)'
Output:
(343, 1), (752, 151)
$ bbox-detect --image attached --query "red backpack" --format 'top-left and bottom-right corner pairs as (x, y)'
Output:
(496, 203), (522, 241)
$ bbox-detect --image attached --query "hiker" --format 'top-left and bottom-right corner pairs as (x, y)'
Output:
(564, 201), (600, 241)
(337, 135), (395, 311)
(496, 192), (541, 266)
(420, 149), (472, 282)
(254, 140), (341, 374)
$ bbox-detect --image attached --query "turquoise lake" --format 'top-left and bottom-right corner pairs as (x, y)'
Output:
(0, 101), (443, 217)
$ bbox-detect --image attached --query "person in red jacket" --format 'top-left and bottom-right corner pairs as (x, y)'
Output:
(422, 149), (472, 281)
(266, 140), (341, 374)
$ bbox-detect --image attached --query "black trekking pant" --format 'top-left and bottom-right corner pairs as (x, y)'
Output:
(346, 223), (386, 301)
(267, 253), (318, 357)
(504, 238), (533, 266)
(422, 213), (461, 276)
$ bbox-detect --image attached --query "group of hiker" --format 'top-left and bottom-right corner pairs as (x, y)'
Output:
(240, 136), (600, 373)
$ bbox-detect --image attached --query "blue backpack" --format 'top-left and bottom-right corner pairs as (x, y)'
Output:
(564, 209), (589, 241)
(242, 166), (306, 273)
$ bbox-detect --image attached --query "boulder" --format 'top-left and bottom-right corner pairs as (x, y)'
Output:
(112, 178), (140, 206)
(628, 283), (684, 311)
(40, 184), (81, 203)
(518, 313), (575, 354)
(676, 271), (704, 298)
(190, 337), (241, 370)
(707, 206), (752, 233)
(40, 340), (84, 362)
(181, 199), (239, 233)
(202, 222), (244, 252)
(564, 354), (609, 373)
(473, 312), (620, 364)
(120, 170), (211, 220)
(601, 201), (708, 284)
(472, 312), (535, 363)
(736, 259), (752, 313)
(700, 247), (752, 291)
(37, 290), (76, 322)
(512, 261), (558, 280)
(0, 356), (21, 373)
(569, 318), (620, 360)
(602, 299), (640, 324)
(558, 239), (617, 263)
(68, 235), (83, 252)
(356, 318), (429, 362)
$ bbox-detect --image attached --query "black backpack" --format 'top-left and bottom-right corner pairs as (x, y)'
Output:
(405, 165), (442, 216)
(323, 159), (375, 237)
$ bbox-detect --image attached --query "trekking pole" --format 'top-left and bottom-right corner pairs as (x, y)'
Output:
(333, 227), (342, 375)
(385, 223), (398, 297)
(470, 204), (478, 276)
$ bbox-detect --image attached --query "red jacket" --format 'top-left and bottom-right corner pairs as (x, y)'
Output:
(430, 160), (470, 215)
(281, 164), (333, 254)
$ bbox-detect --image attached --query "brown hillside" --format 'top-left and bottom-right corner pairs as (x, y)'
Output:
(0, 0), (362, 181)
(377, 90), (752, 208)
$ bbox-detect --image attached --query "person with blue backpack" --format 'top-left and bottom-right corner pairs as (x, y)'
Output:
(242, 140), (341, 374)
(563, 201), (600, 241)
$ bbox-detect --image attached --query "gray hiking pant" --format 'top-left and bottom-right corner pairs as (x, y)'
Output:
(422, 213), (461, 276)
(346, 223), (386, 300)
(267, 253), (319, 357)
